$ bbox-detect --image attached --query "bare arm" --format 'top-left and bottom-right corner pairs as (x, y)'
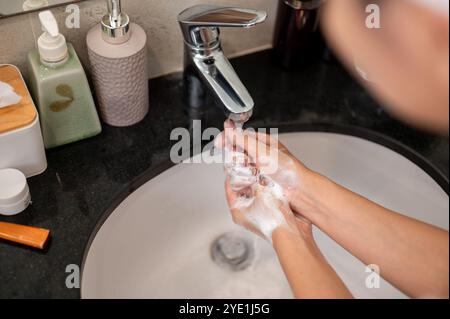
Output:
(294, 168), (449, 298)
(272, 223), (353, 299)
(218, 122), (448, 298)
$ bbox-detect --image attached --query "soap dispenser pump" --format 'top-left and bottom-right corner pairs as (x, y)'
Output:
(27, 10), (102, 149)
(87, 0), (149, 127)
(37, 10), (68, 66)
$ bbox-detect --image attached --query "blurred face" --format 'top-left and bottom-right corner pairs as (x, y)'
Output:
(322, 0), (449, 134)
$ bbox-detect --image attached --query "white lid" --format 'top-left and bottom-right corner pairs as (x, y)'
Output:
(0, 168), (31, 216)
(37, 10), (68, 63)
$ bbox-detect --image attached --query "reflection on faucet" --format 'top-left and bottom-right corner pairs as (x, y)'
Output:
(178, 5), (267, 123)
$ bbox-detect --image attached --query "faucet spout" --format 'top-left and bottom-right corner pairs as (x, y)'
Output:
(189, 47), (254, 117)
(178, 5), (266, 119)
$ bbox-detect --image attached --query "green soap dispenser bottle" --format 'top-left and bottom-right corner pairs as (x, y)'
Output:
(28, 10), (101, 149)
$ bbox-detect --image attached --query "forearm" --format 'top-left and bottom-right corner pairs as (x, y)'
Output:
(295, 170), (449, 298)
(272, 227), (353, 299)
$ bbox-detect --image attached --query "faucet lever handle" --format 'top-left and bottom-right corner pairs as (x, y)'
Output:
(178, 5), (267, 28)
(178, 5), (267, 48)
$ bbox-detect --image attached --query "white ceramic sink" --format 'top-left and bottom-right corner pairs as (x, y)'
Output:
(81, 132), (448, 299)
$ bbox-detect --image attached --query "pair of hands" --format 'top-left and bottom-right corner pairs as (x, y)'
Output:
(215, 121), (315, 243)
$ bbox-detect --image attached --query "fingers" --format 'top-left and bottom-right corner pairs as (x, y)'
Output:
(224, 119), (235, 130)
(216, 120), (285, 154)
(224, 128), (271, 165)
(216, 121), (283, 177)
(247, 130), (276, 146)
(224, 175), (237, 204)
(214, 132), (226, 149)
(225, 175), (254, 212)
(224, 149), (249, 167)
(294, 213), (312, 226)
(228, 168), (258, 192)
(214, 121), (236, 150)
(214, 120), (237, 150)
(223, 149), (258, 189)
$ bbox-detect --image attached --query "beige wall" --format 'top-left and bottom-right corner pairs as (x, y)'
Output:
(0, 0), (278, 79)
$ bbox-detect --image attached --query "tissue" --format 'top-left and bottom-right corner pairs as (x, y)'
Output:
(0, 81), (22, 108)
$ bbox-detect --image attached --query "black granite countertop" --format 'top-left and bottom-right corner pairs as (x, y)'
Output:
(0, 50), (448, 298)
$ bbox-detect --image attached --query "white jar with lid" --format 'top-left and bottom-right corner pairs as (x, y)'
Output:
(0, 168), (32, 216)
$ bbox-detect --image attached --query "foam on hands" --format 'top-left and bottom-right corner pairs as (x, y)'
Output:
(221, 125), (294, 243)
(225, 152), (290, 242)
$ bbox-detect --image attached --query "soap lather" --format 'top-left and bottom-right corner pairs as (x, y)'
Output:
(27, 10), (102, 149)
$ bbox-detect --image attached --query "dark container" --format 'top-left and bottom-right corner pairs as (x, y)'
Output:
(273, 0), (328, 68)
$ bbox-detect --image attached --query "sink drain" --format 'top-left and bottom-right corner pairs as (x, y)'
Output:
(211, 233), (255, 271)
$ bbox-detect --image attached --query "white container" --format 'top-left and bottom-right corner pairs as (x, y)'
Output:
(0, 168), (31, 216)
(0, 64), (47, 177)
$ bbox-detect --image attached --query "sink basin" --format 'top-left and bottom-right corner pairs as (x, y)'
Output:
(81, 132), (448, 299)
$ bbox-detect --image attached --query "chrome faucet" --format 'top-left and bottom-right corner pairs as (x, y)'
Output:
(178, 5), (267, 122)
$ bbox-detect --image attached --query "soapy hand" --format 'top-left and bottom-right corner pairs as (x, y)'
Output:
(217, 121), (313, 242)
(216, 120), (308, 200)
(224, 170), (300, 242)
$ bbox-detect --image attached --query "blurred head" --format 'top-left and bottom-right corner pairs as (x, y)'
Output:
(322, 0), (449, 134)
